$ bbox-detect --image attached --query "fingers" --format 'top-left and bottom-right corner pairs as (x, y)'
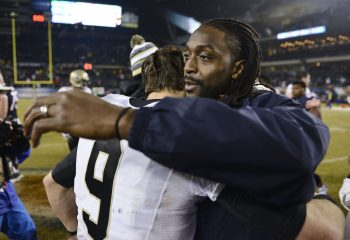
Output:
(24, 101), (62, 137)
(30, 117), (61, 148)
(23, 105), (50, 137)
(24, 89), (120, 144)
(24, 93), (63, 121)
(24, 92), (66, 137)
(24, 106), (44, 137)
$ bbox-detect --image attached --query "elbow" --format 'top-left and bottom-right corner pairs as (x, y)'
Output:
(288, 150), (314, 179)
(297, 199), (345, 240)
(296, 118), (330, 173)
(298, 129), (330, 175)
(43, 171), (59, 198)
(43, 171), (53, 190)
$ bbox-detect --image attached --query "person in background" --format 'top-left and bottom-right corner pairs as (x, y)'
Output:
(0, 72), (19, 123)
(286, 71), (316, 99)
(0, 119), (37, 240)
(0, 84), (9, 119)
(292, 80), (321, 118)
(120, 34), (158, 98)
(58, 69), (92, 95)
(292, 80), (327, 195)
(325, 83), (338, 109)
(0, 71), (24, 182)
(346, 86), (350, 104)
(58, 69), (92, 151)
(339, 155), (350, 240)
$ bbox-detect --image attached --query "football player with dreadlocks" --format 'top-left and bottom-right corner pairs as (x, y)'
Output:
(25, 19), (344, 239)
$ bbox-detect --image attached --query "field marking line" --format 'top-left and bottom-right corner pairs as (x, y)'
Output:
(321, 156), (348, 164)
(37, 142), (66, 148)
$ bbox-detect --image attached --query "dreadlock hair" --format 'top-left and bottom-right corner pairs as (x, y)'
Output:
(142, 45), (185, 97)
(202, 19), (262, 106)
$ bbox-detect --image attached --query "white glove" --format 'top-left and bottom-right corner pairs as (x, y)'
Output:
(339, 177), (350, 211)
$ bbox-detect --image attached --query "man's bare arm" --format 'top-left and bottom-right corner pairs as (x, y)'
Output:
(43, 171), (78, 233)
(297, 199), (345, 240)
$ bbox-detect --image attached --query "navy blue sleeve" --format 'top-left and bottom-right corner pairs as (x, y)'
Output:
(128, 93), (329, 206)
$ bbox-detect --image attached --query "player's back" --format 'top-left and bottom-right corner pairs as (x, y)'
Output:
(74, 94), (222, 240)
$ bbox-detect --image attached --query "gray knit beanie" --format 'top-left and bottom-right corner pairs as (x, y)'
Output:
(130, 35), (158, 77)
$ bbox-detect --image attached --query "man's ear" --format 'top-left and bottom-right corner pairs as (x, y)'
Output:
(231, 60), (245, 80)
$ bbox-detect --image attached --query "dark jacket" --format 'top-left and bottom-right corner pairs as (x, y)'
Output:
(128, 92), (329, 239)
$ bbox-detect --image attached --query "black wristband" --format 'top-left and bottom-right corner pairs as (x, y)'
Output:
(68, 230), (77, 236)
(115, 108), (131, 139)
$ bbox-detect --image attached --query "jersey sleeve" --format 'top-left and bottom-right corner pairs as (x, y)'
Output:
(52, 148), (77, 188)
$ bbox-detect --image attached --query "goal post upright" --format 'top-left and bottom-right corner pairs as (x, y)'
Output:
(11, 12), (54, 85)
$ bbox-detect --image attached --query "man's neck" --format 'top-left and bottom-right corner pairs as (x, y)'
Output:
(147, 90), (185, 100)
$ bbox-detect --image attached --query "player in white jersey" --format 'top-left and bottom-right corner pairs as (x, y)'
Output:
(58, 69), (92, 95)
(45, 46), (223, 240)
(75, 96), (223, 240)
(59, 69), (93, 150)
(285, 71), (316, 99)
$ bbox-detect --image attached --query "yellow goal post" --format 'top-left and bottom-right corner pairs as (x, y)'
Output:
(11, 12), (53, 85)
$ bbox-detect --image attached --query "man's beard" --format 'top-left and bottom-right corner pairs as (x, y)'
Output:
(185, 75), (231, 100)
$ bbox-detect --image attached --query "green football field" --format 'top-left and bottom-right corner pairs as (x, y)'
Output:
(2, 98), (349, 239)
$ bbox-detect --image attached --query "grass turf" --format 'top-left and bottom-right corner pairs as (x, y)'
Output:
(6, 99), (350, 239)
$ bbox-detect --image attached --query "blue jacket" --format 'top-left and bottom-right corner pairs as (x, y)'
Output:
(0, 182), (19, 215)
(129, 92), (329, 207)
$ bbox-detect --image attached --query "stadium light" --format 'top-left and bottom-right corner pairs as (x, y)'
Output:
(51, 1), (122, 28)
(277, 26), (326, 40)
(163, 9), (201, 34)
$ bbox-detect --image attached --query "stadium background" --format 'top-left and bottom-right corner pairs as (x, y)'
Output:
(0, 0), (350, 238)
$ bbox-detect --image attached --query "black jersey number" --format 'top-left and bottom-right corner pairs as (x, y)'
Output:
(82, 140), (122, 240)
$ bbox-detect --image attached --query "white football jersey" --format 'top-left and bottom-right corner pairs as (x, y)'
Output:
(75, 94), (224, 240)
